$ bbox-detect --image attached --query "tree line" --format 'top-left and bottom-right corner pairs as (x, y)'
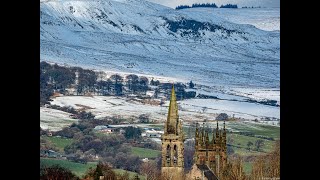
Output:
(220, 4), (238, 8)
(176, 3), (238, 10)
(40, 61), (197, 105)
(242, 6), (262, 8)
(176, 3), (218, 10)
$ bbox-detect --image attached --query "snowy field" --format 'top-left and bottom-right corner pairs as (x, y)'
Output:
(228, 87), (280, 104)
(40, 107), (78, 131)
(50, 95), (279, 123)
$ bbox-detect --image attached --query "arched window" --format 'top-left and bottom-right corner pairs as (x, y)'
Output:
(166, 145), (171, 166)
(173, 145), (178, 165)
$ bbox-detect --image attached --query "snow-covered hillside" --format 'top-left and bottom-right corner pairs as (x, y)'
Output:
(40, 0), (280, 124)
(183, 7), (280, 31)
(40, 0), (279, 89)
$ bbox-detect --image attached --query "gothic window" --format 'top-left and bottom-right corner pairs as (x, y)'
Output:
(173, 145), (178, 165)
(166, 145), (171, 166)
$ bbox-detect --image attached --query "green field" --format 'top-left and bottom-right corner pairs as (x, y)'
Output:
(40, 158), (97, 177)
(42, 136), (74, 152)
(131, 147), (161, 159)
(228, 133), (275, 155)
(40, 158), (146, 179)
(227, 122), (280, 139)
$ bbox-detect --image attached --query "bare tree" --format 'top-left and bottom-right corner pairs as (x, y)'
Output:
(221, 155), (247, 180)
(251, 140), (280, 179)
(140, 162), (160, 180)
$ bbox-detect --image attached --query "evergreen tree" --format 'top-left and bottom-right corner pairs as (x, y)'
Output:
(94, 162), (104, 180)
(110, 74), (123, 95)
(220, 4), (238, 8)
(150, 78), (155, 85)
(189, 80), (194, 88)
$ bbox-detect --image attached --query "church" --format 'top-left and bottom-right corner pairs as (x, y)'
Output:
(161, 85), (227, 180)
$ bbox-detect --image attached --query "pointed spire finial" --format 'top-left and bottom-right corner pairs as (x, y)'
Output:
(216, 120), (220, 137)
(166, 83), (179, 134)
(212, 127), (215, 144)
(202, 122), (206, 134)
(205, 129), (209, 148)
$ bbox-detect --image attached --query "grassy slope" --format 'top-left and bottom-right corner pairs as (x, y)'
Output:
(228, 133), (275, 155)
(42, 136), (74, 152)
(40, 158), (97, 177)
(227, 122), (280, 175)
(131, 147), (161, 158)
(228, 122), (280, 139)
(40, 158), (146, 179)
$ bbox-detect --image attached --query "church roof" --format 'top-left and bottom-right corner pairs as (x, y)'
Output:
(196, 164), (219, 180)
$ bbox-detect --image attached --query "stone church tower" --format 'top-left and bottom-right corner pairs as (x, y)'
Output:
(194, 121), (227, 178)
(161, 84), (185, 180)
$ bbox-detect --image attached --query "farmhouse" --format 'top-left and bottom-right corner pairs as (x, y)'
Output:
(145, 129), (163, 138)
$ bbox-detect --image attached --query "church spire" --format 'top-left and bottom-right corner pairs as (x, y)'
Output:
(161, 84), (184, 180)
(166, 84), (179, 135)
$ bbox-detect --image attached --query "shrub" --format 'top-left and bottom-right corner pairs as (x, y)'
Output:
(216, 113), (229, 121)
(40, 165), (79, 180)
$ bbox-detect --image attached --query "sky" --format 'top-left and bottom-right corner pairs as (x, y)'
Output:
(147, 0), (280, 8)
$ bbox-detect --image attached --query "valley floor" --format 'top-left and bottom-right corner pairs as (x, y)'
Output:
(41, 94), (279, 130)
